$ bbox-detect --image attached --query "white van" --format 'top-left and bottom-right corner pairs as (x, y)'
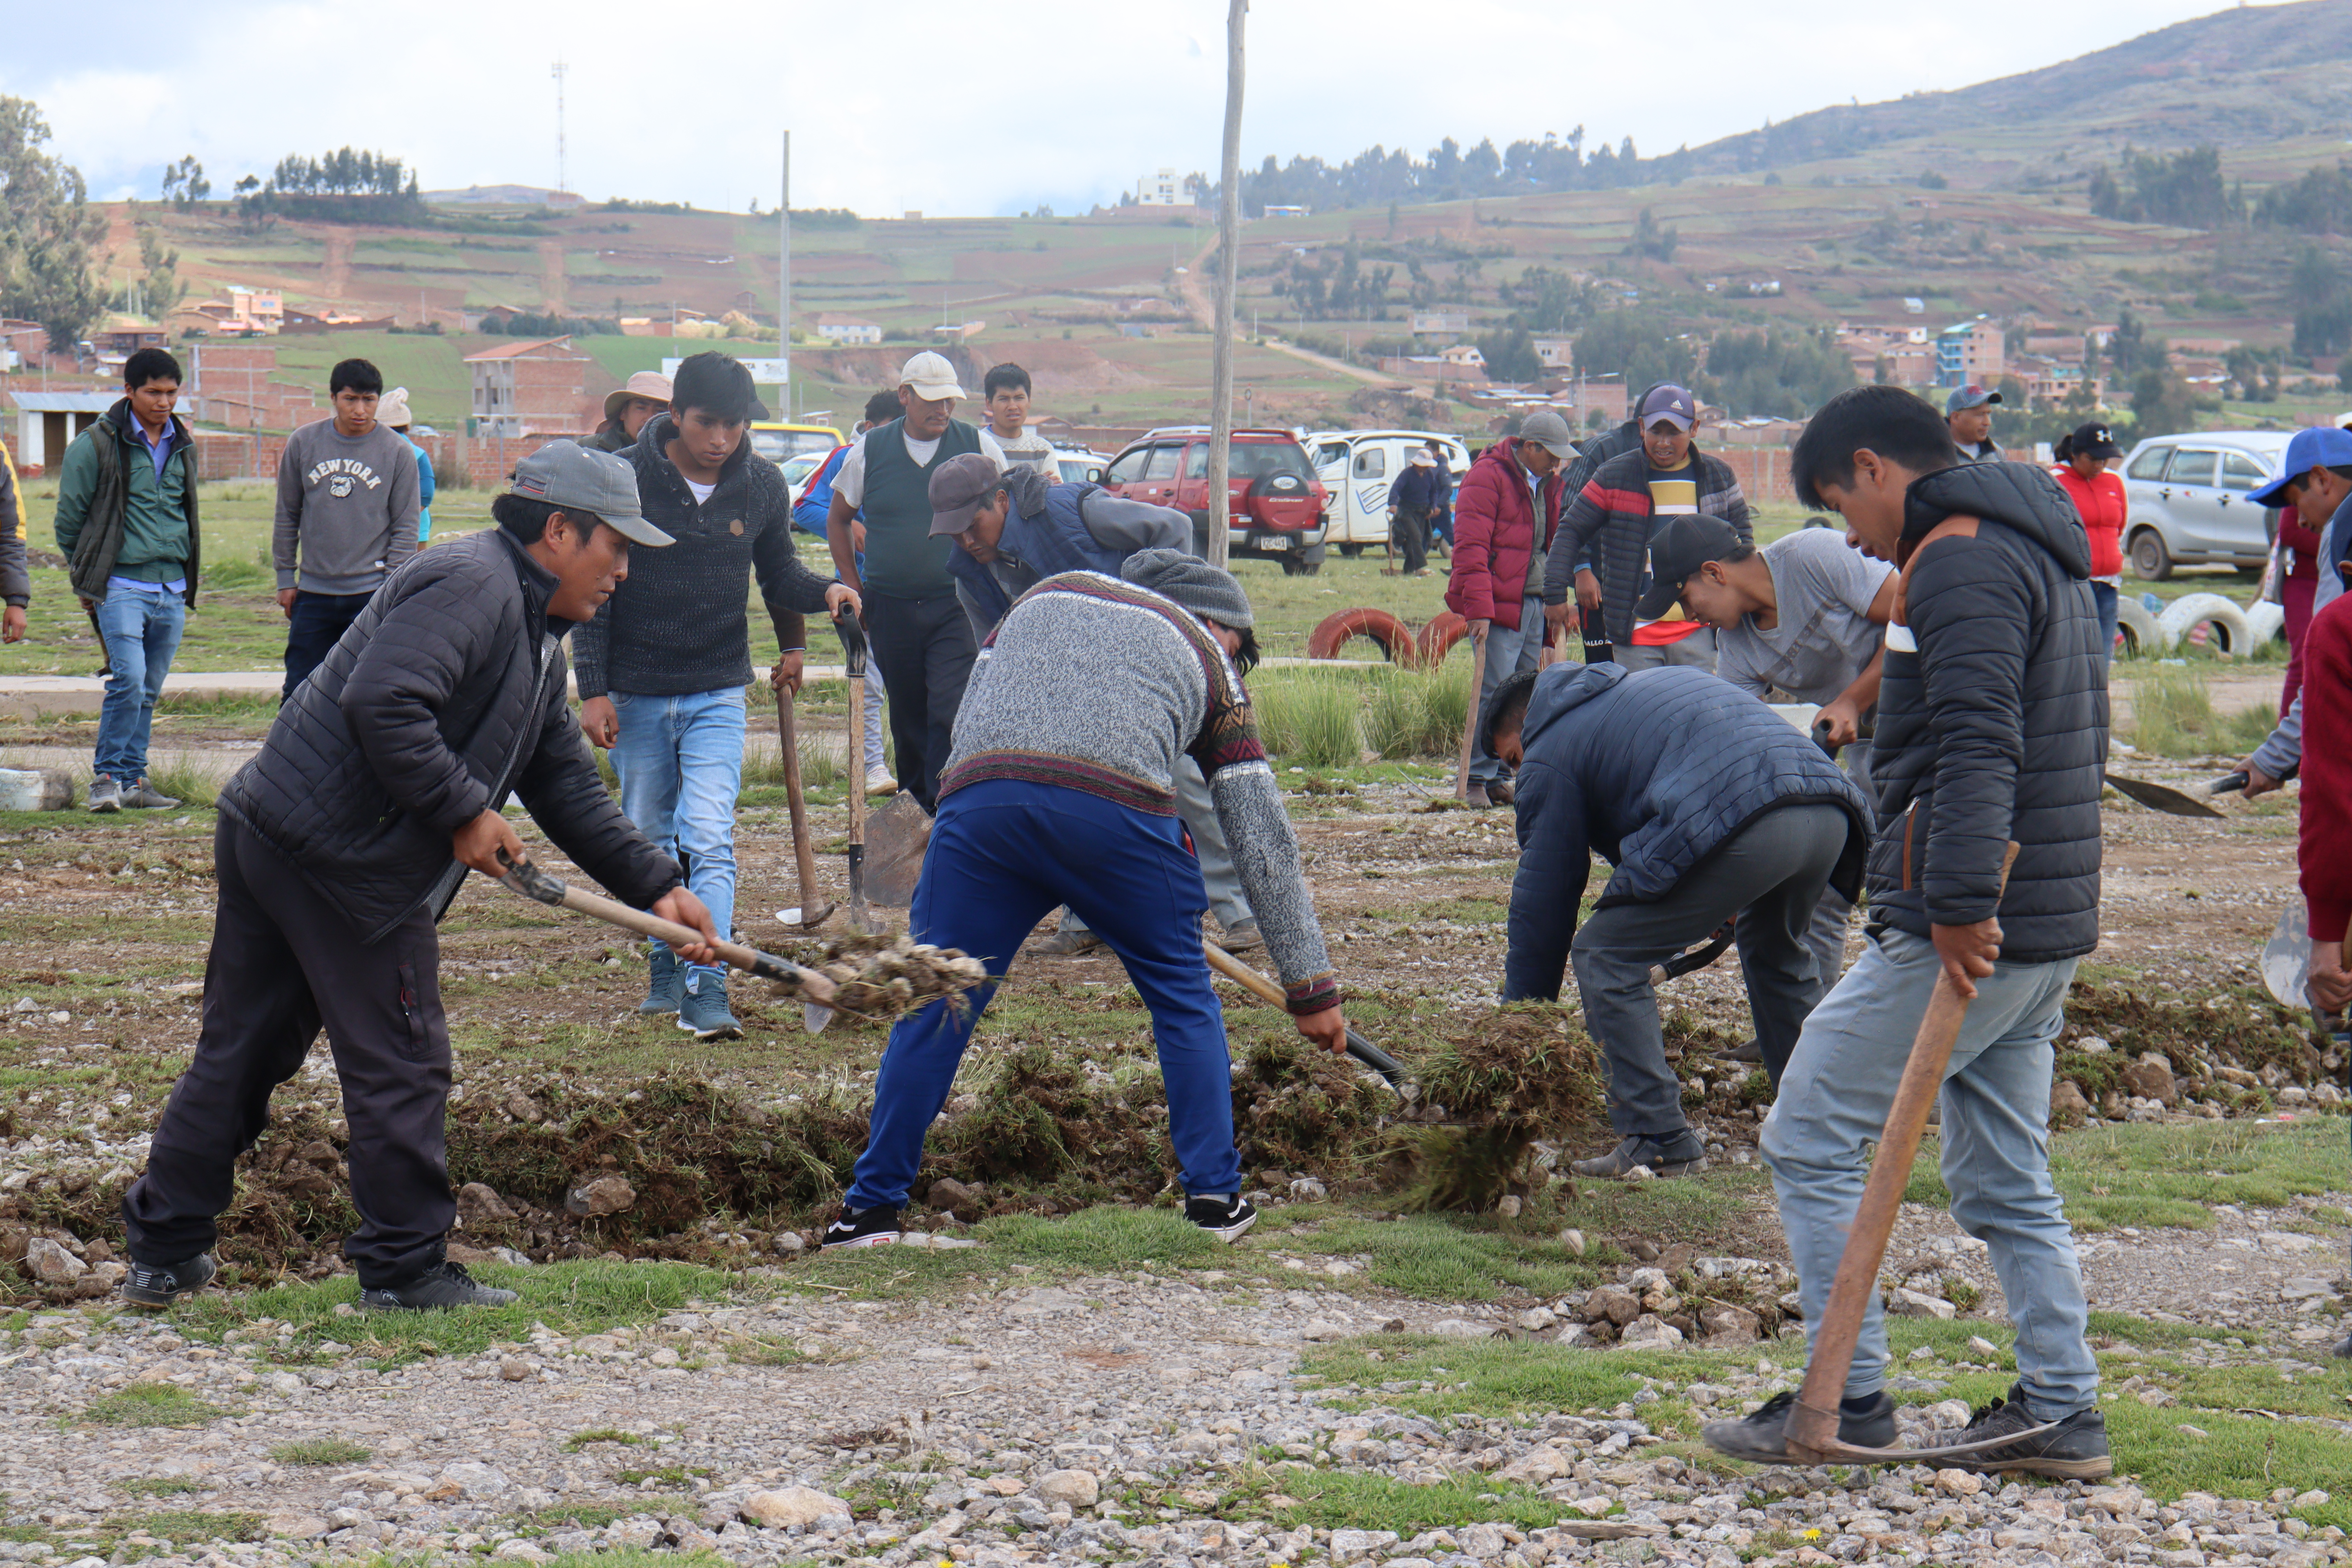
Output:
(1307, 429), (1474, 558)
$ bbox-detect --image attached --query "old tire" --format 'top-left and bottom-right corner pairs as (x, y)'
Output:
(2158, 592), (2252, 658)
(1307, 606), (1415, 665)
(2114, 597), (2164, 659)
(1281, 555), (1322, 577)
(1417, 611), (1470, 668)
(2244, 600), (2287, 648)
(1338, 543), (1365, 559)
(2129, 528), (2174, 581)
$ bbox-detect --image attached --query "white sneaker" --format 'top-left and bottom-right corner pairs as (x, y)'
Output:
(865, 767), (898, 797)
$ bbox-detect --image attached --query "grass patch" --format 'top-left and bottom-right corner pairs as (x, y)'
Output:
(1904, 1118), (2352, 1229)
(125, 1510), (267, 1545)
(270, 1437), (372, 1466)
(1278, 1214), (1599, 1302)
(563, 1428), (646, 1451)
(1249, 1469), (1566, 1534)
(117, 1479), (204, 1499)
(982, 1205), (1219, 1269)
(2123, 662), (2273, 758)
(614, 1465), (712, 1489)
(173, 1259), (756, 1361)
(1254, 672), (1365, 768)
(75, 1384), (235, 1427)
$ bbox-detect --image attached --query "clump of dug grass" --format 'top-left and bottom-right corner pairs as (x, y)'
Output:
(1388, 1006), (1610, 1212)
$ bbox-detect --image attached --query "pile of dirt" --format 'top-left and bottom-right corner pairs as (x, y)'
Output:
(2054, 982), (2339, 1115)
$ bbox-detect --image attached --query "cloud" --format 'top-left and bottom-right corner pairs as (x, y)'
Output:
(0, 0), (2273, 218)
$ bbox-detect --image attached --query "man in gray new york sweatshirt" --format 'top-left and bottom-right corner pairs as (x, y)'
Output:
(274, 357), (420, 699)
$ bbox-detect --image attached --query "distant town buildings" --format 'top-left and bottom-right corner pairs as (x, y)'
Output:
(465, 335), (595, 437)
(813, 314), (882, 345)
(1137, 169), (1187, 207)
(1936, 315), (2004, 388)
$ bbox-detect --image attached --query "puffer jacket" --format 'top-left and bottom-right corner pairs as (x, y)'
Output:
(1867, 461), (2107, 962)
(947, 465), (1188, 635)
(220, 529), (680, 944)
(1443, 439), (1565, 630)
(1548, 444), (1751, 644)
(1502, 663), (1871, 1002)
(2050, 464), (2125, 579)
(0, 438), (26, 609)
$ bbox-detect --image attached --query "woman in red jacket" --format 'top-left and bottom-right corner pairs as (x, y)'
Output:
(2051, 421), (2127, 666)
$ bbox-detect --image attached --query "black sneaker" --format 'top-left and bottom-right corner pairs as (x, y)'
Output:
(1949, 1382), (2112, 1479)
(359, 1260), (520, 1312)
(1702, 1390), (1896, 1464)
(119, 1252), (216, 1308)
(820, 1205), (903, 1249)
(1184, 1194), (1259, 1244)
(1722, 1038), (1764, 1064)
(1570, 1133), (1707, 1180)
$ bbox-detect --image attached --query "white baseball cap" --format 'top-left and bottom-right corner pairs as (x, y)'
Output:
(898, 351), (967, 401)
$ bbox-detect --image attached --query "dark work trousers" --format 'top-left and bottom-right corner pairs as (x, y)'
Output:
(1392, 505), (1430, 574)
(282, 590), (372, 701)
(1570, 803), (1848, 1137)
(122, 818), (454, 1287)
(863, 590), (977, 812)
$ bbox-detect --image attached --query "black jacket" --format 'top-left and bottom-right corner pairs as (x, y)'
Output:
(1866, 461), (2107, 961)
(572, 413), (835, 699)
(1502, 663), (1871, 1002)
(219, 529), (680, 943)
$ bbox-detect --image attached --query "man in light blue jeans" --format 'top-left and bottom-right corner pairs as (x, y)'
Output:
(94, 586), (186, 798)
(607, 684), (746, 1004)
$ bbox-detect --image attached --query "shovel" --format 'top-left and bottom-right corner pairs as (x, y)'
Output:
(836, 609), (878, 935)
(2102, 772), (2223, 819)
(1200, 941), (1408, 1089)
(1453, 629), (1488, 802)
(494, 849), (840, 1032)
(1762, 844), (2057, 1468)
(774, 682), (835, 930)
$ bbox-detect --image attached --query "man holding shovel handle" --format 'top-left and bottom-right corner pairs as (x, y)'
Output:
(1704, 387), (2113, 1478)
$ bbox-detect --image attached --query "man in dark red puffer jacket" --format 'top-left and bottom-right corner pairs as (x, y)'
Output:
(1443, 410), (1573, 806)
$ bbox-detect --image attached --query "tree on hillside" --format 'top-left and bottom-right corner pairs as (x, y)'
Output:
(1500, 265), (1600, 333)
(160, 155), (209, 208)
(0, 96), (108, 351)
(2254, 159), (2352, 235)
(1626, 206), (1678, 263)
(2086, 145), (2235, 229)
(2129, 341), (2196, 437)
(1573, 310), (1700, 391)
(2290, 246), (2352, 361)
(1477, 325), (1541, 383)
(1700, 327), (1856, 419)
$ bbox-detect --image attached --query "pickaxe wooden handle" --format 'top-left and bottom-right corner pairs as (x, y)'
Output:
(775, 683), (835, 929)
(1781, 843), (2038, 1466)
(1453, 630), (1488, 802)
(1200, 941), (1407, 1089)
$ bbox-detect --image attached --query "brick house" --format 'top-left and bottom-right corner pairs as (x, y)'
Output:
(465, 336), (596, 437)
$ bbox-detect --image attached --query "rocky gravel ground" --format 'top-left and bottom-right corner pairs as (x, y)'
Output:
(7, 1212), (2350, 1568)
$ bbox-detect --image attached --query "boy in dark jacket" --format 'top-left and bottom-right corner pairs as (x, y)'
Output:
(1706, 385), (2111, 1478)
(1487, 663), (1870, 1177)
(119, 444), (718, 1313)
(573, 354), (859, 1039)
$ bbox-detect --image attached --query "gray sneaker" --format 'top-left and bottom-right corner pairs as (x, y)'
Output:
(639, 946), (683, 1016)
(677, 969), (743, 1041)
(124, 779), (181, 809)
(87, 775), (122, 813)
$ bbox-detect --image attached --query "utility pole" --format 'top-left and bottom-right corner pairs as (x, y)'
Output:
(1205, 0), (1248, 570)
(790, 130), (800, 423)
(551, 61), (569, 196)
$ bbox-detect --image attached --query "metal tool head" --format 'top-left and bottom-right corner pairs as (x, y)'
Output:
(2263, 900), (2311, 1009)
(777, 904), (837, 931)
(862, 792), (932, 906)
(495, 849), (568, 904)
(834, 607), (869, 679)
(2103, 771), (2223, 818)
(803, 1002), (835, 1034)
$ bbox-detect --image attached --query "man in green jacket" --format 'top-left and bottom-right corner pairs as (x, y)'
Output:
(55, 347), (203, 813)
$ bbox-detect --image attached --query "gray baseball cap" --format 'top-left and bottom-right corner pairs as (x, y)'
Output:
(510, 441), (673, 546)
(1519, 409), (1577, 459)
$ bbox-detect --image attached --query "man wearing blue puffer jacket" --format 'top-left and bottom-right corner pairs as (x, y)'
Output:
(929, 452), (1264, 954)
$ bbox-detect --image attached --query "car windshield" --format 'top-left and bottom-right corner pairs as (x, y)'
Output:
(1229, 441), (1312, 482)
(779, 453), (826, 485)
(749, 428), (837, 463)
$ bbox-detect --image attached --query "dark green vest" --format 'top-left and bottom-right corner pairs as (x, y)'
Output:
(860, 417), (980, 599)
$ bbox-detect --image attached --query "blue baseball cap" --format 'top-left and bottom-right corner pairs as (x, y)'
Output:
(1639, 385), (1698, 431)
(2249, 425), (2352, 508)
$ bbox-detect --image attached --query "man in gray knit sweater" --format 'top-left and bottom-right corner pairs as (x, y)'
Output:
(825, 550), (1348, 1248)
(274, 358), (420, 698)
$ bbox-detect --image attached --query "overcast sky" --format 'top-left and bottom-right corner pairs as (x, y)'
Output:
(1, 0), (2277, 217)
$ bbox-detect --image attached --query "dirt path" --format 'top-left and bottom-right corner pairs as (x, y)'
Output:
(539, 241), (567, 314)
(321, 233), (353, 304)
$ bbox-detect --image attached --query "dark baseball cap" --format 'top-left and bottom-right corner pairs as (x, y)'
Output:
(1639, 384), (1698, 432)
(1945, 384), (2002, 415)
(928, 452), (1008, 536)
(2065, 421), (2123, 461)
(1637, 514), (1743, 619)
(509, 441), (673, 546)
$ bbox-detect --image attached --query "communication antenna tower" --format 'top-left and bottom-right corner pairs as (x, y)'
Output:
(551, 60), (569, 195)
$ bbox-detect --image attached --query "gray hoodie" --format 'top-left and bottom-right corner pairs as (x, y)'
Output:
(274, 420), (421, 595)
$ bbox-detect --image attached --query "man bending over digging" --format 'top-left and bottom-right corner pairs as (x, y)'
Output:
(118, 444), (718, 1312)
(1704, 385), (2111, 1478)
(823, 550), (1350, 1249)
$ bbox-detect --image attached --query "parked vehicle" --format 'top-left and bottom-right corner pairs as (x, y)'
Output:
(778, 448), (834, 508)
(2118, 430), (2290, 579)
(748, 421), (847, 466)
(1306, 430), (1472, 557)
(1054, 446), (1111, 485)
(1101, 426), (1330, 574)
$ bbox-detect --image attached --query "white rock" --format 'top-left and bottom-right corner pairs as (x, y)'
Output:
(1426, 1318), (1492, 1339)
(1623, 1164), (1655, 1183)
(771, 1231), (806, 1256)
(439, 1461), (511, 1497)
(1289, 1177), (1328, 1202)
(1935, 1469), (1983, 1497)
(1553, 1322), (1595, 1348)
(1031, 1468), (1099, 1508)
(1516, 1307), (1559, 1332)
(1329, 1529), (1400, 1560)
(1966, 1335), (1998, 1357)
(1618, 1314), (1682, 1347)
(491, 1543), (550, 1564)
(1888, 1287), (1956, 1319)
(1559, 1227), (1587, 1256)
(1459, 1524), (1508, 1559)
(1497, 1447), (1571, 1485)
(1300, 1318), (1351, 1342)
(23, 1237), (85, 1285)
(742, 1487), (852, 1529)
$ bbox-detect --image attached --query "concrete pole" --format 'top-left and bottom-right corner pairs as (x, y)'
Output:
(780, 131), (792, 423)
(1205, 0), (1247, 569)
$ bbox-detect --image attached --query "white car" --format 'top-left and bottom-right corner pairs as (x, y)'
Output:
(2117, 430), (2290, 579)
(1306, 429), (1473, 558)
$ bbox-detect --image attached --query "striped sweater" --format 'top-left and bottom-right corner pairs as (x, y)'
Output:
(941, 572), (1339, 1014)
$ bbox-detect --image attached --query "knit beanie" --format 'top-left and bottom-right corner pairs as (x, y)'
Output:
(1121, 548), (1254, 629)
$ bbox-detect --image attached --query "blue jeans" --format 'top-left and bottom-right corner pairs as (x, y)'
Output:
(844, 778), (1240, 1210)
(1468, 597), (1547, 785)
(94, 584), (186, 786)
(2090, 581), (2120, 668)
(608, 688), (745, 970)
(1761, 928), (2097, 1418)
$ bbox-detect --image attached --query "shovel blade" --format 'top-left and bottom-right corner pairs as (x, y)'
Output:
(2103, 771), (2223, 818)
(862, 792), (933, 906)
(803, 1002), (835, 1033)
